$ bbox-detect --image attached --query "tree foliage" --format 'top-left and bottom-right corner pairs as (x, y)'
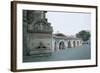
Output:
(76, 30), (90, 41)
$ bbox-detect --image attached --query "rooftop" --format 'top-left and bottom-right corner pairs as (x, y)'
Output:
(53, 33), (81, 40)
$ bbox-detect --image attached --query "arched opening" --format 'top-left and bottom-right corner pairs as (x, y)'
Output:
(77, 41), (79, 46)
(68, 41), (71, 48)
(59, 41), (65, 50)
(54, 42), (57, 51)
(73, 41), (76, 47)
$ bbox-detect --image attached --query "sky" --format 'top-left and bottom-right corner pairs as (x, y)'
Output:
(46, 11), (91, 36)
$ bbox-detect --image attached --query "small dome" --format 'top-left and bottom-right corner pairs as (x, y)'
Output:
(55, 33), (66, 37)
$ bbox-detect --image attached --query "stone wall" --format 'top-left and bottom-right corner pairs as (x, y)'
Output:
(23, 10), (53, 55)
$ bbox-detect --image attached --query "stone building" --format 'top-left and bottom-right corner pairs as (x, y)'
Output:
(52, 33), (82, 52)
(23, 10), (83, 55)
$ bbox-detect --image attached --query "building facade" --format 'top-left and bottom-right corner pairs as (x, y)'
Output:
(52, 34), (82, 52)
(23, 10), (83, 55)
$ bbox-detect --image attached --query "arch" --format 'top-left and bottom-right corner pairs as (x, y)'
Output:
(34, 19), (47, 25)
(68, 41), (71, 48)
(73, 41), (76, 47)
(77, 41), (79, 46)
(34, 21), (45, 31)
(54, 41), (57, 51)
(32, 19), (53, 33)
(59, 41), (65, 50)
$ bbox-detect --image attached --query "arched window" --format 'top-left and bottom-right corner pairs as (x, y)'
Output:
(68, 41), (71, 48)
(34, 22), (44, 31)
(77, 41), (79, 46)
(59, 41), (65, 50)
(73, 41), (76, 47)
(54, 42), (57, 51)
(39, 23), (43, 31)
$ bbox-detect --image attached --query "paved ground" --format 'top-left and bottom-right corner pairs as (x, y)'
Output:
(23, 44), (91, 62)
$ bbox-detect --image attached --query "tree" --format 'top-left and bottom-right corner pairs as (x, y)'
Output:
(76, 30), (90, 41)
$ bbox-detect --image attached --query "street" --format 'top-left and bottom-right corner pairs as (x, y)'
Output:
(23, 44), (91, 62)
